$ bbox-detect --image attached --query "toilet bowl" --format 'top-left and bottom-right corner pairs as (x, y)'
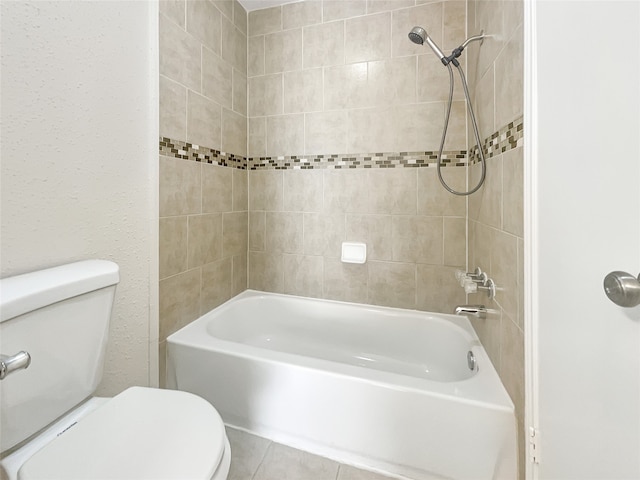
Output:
(0, 260), (231, 480)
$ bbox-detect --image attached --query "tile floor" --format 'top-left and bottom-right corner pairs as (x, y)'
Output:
(226, 427), (397, 480)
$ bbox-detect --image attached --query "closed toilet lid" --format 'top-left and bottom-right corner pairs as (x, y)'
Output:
(18, 387), (227, 480)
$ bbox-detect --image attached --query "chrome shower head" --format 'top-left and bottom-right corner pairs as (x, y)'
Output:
(408, 26), (427, 45)
(408, 25), (446, 63)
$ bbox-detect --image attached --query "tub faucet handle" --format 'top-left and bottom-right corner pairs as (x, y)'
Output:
(454, 305), (487, 319)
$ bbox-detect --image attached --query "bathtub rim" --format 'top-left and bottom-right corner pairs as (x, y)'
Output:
(167, 290), (515, 414)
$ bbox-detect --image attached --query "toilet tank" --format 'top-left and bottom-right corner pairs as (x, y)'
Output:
(0, 260), (119, 453)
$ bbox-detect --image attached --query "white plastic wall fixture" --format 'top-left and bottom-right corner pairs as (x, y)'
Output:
(341, 242), (367, 264)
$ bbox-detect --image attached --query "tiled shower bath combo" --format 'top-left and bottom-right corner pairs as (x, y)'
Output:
(159, 0), (524, 478)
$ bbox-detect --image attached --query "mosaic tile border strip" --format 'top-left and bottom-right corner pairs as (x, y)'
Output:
(158, 117), (524, 170)
(469, 116), (524, 164)
(159, 138), (247, 169)
(246, 151), (467, 170)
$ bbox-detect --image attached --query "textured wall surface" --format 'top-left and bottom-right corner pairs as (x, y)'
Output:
(0, 1), (158, 395)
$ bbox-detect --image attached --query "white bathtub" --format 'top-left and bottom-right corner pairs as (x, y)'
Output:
(167, 290), (516, 480)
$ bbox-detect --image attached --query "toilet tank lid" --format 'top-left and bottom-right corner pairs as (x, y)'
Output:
(0, 260), (119, 323)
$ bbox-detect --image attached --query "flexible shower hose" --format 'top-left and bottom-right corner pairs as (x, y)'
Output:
(437, 63), (486, 196)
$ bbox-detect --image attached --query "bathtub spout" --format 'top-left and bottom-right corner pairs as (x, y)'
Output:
(454, 305), (487, 319)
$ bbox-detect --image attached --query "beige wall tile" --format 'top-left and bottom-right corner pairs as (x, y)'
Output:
(159, 216), (188, 279)
(249, 117), (267, 157)
(495, 24), (523, 129)
(345, 214), (393, 261)
(233, 169), (248, 211)
(249, 211), (266, 251)
(345, 12), (391, 63)
(283, 254), (324, 298)
(469, 155), (502, 229)
(392, 215), (444, 264)
(443, 100), (467, 151)
(248, 251), (284, 292)
(503, 0), (523, 42)
(265, 28), (302, 74)
(305, 111), (348, 154)
(283, 1), (322, 29)
(249, 74), (283, 116)
(249, 6), (282, 36)
(232, 253), (248, 296)
(367, 0), (414, 14)
(347, 103), (445, 153)
(475, 65), (495, 140)
(417, 54), (464, 102)
(500, 316), (524, 429)
(491, 228), (518, 322)
(160, 75), (187, 140)
(187, 90), (222, 147)
(443, 217), (466, 266)
(475, 0), (505, 80)
(159, 268), (201, 341)
(416, 264), (466, 314)
(159, 14), (202, 92)
(222, 16), (247, 74)
(213, 0), (233, 20)
(284, 68), (323, 113)
(417, 167), (467, 217)
(283, 169), (323, 212)
(187, 0), (222, 54)
(222, 108), (247, 156)
(323, 0), (366, 22)
(188, 213), (223, 268)
(391, 3), (443, 58)
(159, 156), (202, 217)
(202, 48), (233, 109)
(323, 169), (369, 213)
(323, 257), (368, 304)
(367, 168), (417, 215)
(367, 261), (416, 309)
(324, 62), (369, 110)
(303, 212), (345, 257)
(503, 146), (524, 237)
(201, 257), (233, 314)
(303, 20), (345, 68)
(468, 219), (491, 274)
(249, 169), (283, 211)
(160, 1), (185, 28)
(202, 164), (232, 213)
(159, 340), (167, 388)
(325, 58), (416, 111)
(367, 56), (417, 106)
(265, 211), (303, 254)
(223, 211), (248, 257)
(233, 69), (247, 115)
(248, 36), (265, 77)
(234, 0), (248, 34)
(443, 0), (466, 50)
(267, 114), (304, 156)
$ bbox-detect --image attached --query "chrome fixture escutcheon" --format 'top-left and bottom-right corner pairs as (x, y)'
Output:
(0, 351), (31, 380)
(467, 351), (477, 371)
(603, 271), (640, 308)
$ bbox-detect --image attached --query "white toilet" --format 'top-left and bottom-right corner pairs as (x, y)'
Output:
(0, 260), (231, 480)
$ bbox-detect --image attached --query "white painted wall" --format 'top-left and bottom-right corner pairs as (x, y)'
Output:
(0, 1), (159, 395)
(530, 1), (640, 478)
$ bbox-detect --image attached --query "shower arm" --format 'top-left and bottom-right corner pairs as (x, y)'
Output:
(441, 32), (484, 66)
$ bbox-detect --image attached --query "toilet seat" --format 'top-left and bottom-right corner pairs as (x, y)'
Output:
(18, 387), (229, 480)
